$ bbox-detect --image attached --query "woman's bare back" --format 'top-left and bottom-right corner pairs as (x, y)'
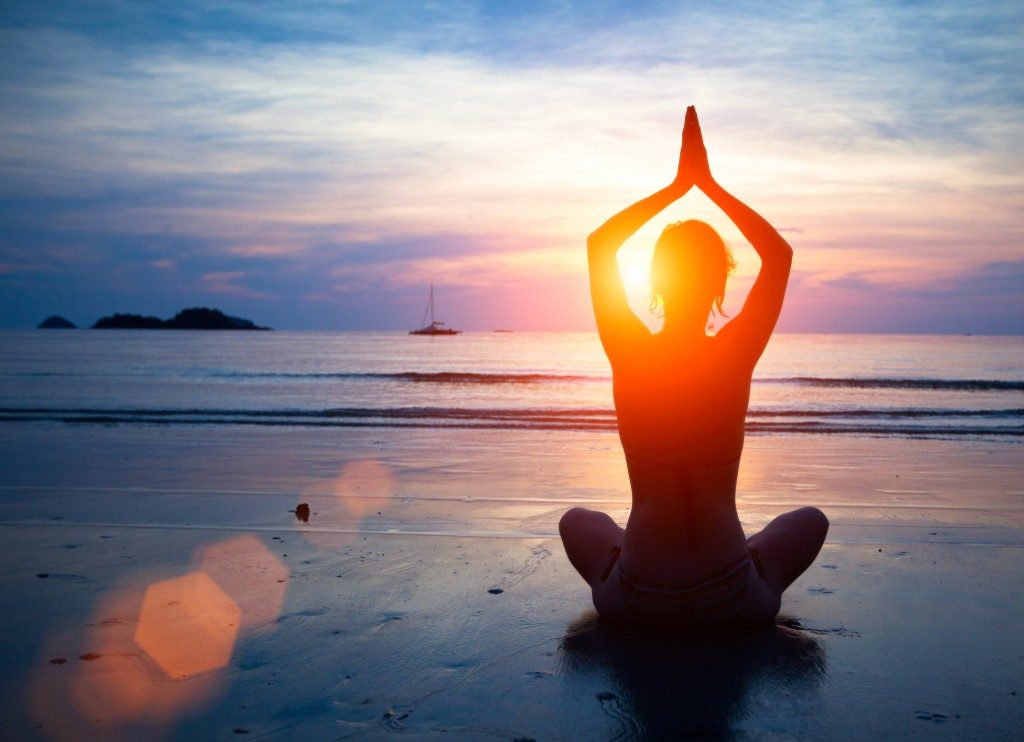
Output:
(613, 333), (750, 469)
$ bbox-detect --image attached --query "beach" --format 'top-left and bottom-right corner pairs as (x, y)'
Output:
(0, 330), (1021, 739)
(1, 422), (1021, 739)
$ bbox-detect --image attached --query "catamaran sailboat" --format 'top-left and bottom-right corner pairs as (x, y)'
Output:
(409, 283), (461, 335)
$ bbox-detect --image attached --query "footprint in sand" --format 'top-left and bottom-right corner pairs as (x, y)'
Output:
(381, 705), (411, 730)
(370, 615), (404, 633)
(807, 586), (835, 594)
(915, 710), (957, 723)
(273, 607), (330, 626)
(781, 618), (861, 637)
(595, 691), (641, 737)
(36, 573), (89, 582)
(806, 626), (859, 637)
(492, 545), (552, 592)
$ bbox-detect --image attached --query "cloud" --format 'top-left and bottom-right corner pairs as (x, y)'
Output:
(0, 1), (1021, 330)
(198, 271), (275, 299)
(224, 244), (300, 258)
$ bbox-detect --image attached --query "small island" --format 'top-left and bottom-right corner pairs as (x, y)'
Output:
(37, 316), (77, 329)
(92, 307), (270, 330)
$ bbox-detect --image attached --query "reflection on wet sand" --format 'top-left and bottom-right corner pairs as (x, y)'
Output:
(561, 612), (826, 737)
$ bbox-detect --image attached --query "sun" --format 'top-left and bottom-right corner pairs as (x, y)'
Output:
(616, 243), (655, 307)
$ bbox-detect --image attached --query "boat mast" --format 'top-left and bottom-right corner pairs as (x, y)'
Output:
(430, 283), (435, 326)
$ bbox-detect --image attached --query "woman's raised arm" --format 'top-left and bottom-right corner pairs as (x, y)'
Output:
(705, 178), (793, 366)
(684, 107), (792, 366)
(588, 185), (679, 357)
(588, 108), (698, 360)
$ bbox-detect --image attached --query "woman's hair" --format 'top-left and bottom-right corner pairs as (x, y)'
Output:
(650, 219), (735, 318)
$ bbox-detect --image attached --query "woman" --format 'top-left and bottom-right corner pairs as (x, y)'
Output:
(560, 106), (828, 627)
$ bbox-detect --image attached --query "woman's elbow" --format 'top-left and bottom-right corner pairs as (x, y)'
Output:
(781, 238), (794, 260)
(775, 242), (793, 269)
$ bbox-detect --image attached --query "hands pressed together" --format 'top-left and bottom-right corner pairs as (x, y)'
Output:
(587, 101), (792, 364)
(673, 105), (714, 193)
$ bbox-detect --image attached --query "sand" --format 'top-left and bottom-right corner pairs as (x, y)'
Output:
(0, 423), (1021, 739)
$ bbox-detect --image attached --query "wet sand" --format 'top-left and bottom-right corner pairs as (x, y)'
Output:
(0, 424), (1021, 739)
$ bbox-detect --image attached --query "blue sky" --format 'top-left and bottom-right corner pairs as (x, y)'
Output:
(1, 0), (1021, 331)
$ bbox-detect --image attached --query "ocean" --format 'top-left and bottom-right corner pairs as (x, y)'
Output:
(0, 331), (1021, 439)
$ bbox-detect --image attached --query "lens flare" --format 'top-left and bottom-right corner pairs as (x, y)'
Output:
(134, 570), (241, 679)
(300, 459), (395, 546)
(29, 533), (290, 736)
(197, 534), (288, 633)
(29, 584), (224, 736)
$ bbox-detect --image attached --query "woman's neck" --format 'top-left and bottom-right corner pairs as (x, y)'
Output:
(660, 312), (708, 340)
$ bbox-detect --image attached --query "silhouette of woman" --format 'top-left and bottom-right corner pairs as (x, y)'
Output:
(560, 106), (828, 627)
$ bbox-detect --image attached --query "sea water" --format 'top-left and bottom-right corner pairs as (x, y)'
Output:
(0, 331), (1020, 438)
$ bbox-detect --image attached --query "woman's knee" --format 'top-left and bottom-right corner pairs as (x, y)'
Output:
(798, 506), (829, 543)
(559, 506), (593, 540)
(559, 506), (616, 537)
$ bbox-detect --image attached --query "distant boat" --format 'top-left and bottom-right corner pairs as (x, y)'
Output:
(409, 284), (461, 335)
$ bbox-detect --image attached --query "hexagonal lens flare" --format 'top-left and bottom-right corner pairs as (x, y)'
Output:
(134, 570), (241, 679)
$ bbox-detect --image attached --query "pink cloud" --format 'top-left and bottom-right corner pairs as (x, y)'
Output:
(225, 244), (299, 258)
(198, 271), (275, 299)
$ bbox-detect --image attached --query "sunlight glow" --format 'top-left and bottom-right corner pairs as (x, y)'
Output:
(617, 245), (655, 310)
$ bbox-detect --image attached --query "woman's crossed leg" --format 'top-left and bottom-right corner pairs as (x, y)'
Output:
(559, 505), (829, 626)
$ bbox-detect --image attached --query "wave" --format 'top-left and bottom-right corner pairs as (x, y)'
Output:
(747, 407), (1024, 419)
(766, 377), (1024, 392)
(14, 369), (1022, 392)
(184, 373), (1024, 391)
(1, 405), (1020, 437)
(204, 370), (595, 384)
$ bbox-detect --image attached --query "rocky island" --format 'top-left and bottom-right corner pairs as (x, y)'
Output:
(92, 307), (270, 330)
(37, 316), (77, 329)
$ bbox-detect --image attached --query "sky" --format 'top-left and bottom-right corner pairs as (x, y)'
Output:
(0, 0), (1021, 332)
